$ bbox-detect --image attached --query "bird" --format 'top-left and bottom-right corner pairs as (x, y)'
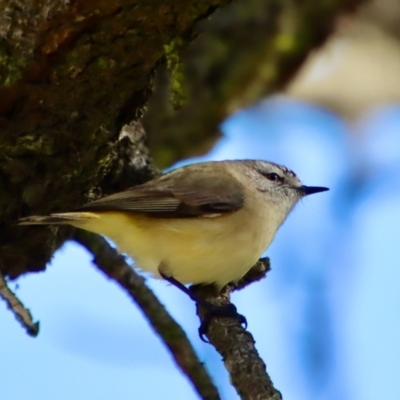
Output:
(19, 159), (329, 339)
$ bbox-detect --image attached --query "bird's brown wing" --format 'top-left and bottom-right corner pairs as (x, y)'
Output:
(78, 168), (245, 218)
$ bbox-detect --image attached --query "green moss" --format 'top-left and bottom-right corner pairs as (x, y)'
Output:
(153, 145), (177, 168)
(275, 33), (296, 53)
(95, 56), (116, 70)
(164, 39), (187, 108)
(0, 47), (26, 86)
(16, 135), (54, 156)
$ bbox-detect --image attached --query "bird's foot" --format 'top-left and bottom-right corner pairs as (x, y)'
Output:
(198, 301), (247, 342)
(158, 269), (247, 343)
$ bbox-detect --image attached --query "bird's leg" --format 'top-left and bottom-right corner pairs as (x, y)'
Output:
(159, 273), (199, 302)
(159, 270), (247, 342)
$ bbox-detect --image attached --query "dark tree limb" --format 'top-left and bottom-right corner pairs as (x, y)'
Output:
(191, 259), (282, 400)
(73, 229), (221, 400)
(0, 268), (39, 336)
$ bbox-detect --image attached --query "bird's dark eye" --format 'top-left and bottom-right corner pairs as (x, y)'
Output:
(266, 173), (281, 182)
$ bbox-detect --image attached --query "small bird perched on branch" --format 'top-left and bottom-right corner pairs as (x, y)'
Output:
(19, 160), (328, 339)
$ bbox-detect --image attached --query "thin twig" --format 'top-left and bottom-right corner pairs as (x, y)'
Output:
(192, 259), (282, 400)
(0, 270), (39, 337)
(73, 230), (221, 400)
(232, 257), (271, 292)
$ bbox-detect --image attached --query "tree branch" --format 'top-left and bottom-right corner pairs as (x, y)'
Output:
(191, 259), (281, 400)
(0, 268), (39, 336)
(73, 230), (221, 400)
(232, 257), (271, 292)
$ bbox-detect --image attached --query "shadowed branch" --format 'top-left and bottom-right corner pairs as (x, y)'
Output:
(0, 269), (39, 337)
(73, 230), (221, 400)
(191, 259), (282, 400)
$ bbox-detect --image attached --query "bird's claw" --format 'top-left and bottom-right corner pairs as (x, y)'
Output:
(198, 302), (247, 342)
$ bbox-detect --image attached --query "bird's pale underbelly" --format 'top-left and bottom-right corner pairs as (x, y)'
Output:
(78, 211), (274, 288)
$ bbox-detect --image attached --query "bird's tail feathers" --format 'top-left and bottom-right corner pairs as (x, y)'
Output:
(18, 212), (100, 225)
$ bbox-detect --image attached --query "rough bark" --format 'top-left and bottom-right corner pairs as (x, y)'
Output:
(0, 0), (230, 278)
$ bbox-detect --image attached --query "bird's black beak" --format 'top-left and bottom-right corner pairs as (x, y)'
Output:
(299, 186), (329, 196)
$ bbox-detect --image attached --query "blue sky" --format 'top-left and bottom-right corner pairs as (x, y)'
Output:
(1, 98), (399, 400)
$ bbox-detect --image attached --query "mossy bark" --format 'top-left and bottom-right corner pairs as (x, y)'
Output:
(0, 0), (230, 277)
(0, 0), (364, 279)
